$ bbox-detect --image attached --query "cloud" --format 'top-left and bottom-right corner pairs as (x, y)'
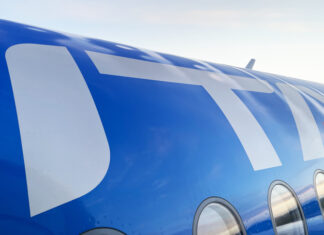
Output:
(140, 9), (284, 26)
(3, 0), (324, 35)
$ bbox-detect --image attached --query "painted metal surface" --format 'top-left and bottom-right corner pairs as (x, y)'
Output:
(0, 19), (324, 234)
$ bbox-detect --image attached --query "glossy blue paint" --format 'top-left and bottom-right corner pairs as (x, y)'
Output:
(0, 19), (324, 234)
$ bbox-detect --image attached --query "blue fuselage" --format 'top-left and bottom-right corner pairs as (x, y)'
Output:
(0, 19), (324, 234)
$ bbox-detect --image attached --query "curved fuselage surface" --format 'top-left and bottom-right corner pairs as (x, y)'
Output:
(0, 20), (324, 234)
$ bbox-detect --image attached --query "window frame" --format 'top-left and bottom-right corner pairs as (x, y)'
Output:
(314, 169), (324, 218)
(193, 197), (246, 235)
(81, 227), (126, 235)
(268, 180), (308, 235)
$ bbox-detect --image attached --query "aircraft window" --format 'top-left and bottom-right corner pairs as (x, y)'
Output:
(269, 181), (307, 235)
(193, 197), (246, 235)
(315, 170), (324, 216)
(81, 227), (125, 235)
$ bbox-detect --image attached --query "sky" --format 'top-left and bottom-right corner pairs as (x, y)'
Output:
(2, 0), (324, 83)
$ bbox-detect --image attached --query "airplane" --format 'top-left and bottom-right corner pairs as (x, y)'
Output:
(0, 19), (324, 235)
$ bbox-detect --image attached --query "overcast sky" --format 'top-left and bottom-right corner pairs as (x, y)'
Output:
(2, 0), (324, 83)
